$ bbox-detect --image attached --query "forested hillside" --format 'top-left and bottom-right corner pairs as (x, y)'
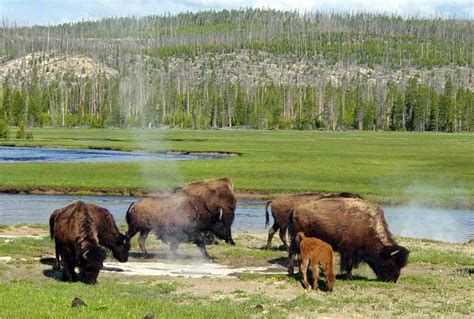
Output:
(0, 9), (473, 131)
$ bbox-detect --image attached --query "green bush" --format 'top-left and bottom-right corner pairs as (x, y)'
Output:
(15, 122), (33, 139)
(16, 122), (26, 139)
(0, 119), (10, 139)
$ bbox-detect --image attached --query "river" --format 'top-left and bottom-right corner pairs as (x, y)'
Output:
(0, 194), (472, 244)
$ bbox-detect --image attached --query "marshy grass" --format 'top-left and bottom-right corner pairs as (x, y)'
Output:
(0, 128), (472, 205)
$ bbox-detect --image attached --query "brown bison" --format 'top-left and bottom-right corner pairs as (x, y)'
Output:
(265, 192), (363, 249)
(126, 193), (230, 259)
(297, 232), (335, 291)
(50, 203), (130, 270)
(49, 201), (106, 284)
(178, 176), (237, 245)
(288, 197), (409, 283)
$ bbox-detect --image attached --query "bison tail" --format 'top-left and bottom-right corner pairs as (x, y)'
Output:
(125, 202), (134, 225)
(49, 212), (56, 240)
(296, 232), (306, 242)
(265, 200), (272, 228)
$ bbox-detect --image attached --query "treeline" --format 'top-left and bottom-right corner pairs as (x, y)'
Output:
(0, 9), (473, 132)
(1, 72), (472, 132)
(2, 9), (473, 69)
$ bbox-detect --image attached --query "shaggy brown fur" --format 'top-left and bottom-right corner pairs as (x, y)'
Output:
(179, 176), (237, 245)
(126, 193), (229, 259)
(50, 201), (106, 284)
(50, 203), (130, 270)
(86, 204), (130, 262)
(288, 197), (409, 282)
(265, 192), (363, 249)
(297, 232), (335, 291)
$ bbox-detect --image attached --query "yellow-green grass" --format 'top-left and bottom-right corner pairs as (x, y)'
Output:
(0, 128), (472, 205)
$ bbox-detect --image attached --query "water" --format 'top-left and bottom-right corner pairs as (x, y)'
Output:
(0, 194), (472, 243)
(0, 146), (225, 163)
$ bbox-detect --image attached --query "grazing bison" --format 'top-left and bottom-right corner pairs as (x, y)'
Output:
(50, 203), (130, 270)
(265, 192), (363, 250)
(178, 176), (237, 245)
(126, 193), (230, 259)
(50, 201), (106, 284)
(297, 232), (335, 291)
(86, 204), (130, 262)
(288, 197), (409, 283)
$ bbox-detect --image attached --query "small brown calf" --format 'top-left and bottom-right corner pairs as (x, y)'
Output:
(297, 232), (335, 291)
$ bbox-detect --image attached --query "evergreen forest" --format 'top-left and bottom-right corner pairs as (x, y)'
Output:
(0, 9), (473, 131)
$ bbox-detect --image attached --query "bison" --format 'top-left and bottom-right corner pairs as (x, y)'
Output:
(265, 192), (363, 250)
(178, 176), (237, 245)
(297, 232), (335, 291)
(126, 193), (230, 259)
(288, 197), (409, 283)
(50, 203), (130, 270)
(49, 201), (106, 284)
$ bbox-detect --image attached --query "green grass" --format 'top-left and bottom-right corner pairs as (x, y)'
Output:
(0, 233), (473, 317)
(0, 128), (473, 205)
(0, 280), (257, 318)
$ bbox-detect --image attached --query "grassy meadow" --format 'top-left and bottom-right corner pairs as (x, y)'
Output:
(0, 226), (473, 318)
(0, 128), (473, 206)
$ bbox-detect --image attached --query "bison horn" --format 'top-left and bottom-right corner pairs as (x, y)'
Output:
(219, 208), (223, 221)
(390, 249), (400, 256)
(82, 250), (90, 260)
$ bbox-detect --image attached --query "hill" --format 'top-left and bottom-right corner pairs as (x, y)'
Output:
(0, 9), (473, 131)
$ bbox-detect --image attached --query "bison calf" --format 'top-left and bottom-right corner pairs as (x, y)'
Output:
(297, 232), (335, 291)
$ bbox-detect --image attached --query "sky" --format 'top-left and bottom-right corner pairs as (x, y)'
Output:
(1, 0), (473, 26)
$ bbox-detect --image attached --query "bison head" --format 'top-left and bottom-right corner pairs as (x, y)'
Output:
(210, 208), (235, 245)
(373, 245), (409, 282)
(111, 234), (131, 262)
(79, 246), (106, 284)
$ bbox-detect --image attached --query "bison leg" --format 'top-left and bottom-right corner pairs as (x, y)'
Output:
(266, 223), (279, 249)
(169, 241), (179, 258)
(138, 230), (150, 259)
(300, 255), (310, 289)
(196, 242), (211, 260)
(279, 227), (289, 250)
(198, 244), (211, 260)
(60, 246), (76, 282)
(225, 237), (236, 245)
(339, 250), (354, 280)
(53, 241), (61, 271)
(325, 264), (336, 291)
(287, 236), (298, 275)
(310, 257), (320, 290)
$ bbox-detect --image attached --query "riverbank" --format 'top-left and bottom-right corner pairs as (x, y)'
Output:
(0, 128), (473, 207)
(0, 226), (473, 318)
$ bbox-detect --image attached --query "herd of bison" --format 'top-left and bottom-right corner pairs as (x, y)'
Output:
(49, 177), (409, 289)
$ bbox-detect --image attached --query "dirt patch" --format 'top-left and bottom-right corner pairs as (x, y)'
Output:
(0, 226), (48, 237)
(103, 260), (285, 278)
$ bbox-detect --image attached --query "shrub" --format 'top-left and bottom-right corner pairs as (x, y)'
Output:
(16, 122), (26, 139)
(15, 122), (33, 139)
(0, 119), (10, 139)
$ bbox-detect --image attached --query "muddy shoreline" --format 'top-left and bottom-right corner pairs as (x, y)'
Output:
(1, 186), (472, 209)
(0, 185), (270, 200)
